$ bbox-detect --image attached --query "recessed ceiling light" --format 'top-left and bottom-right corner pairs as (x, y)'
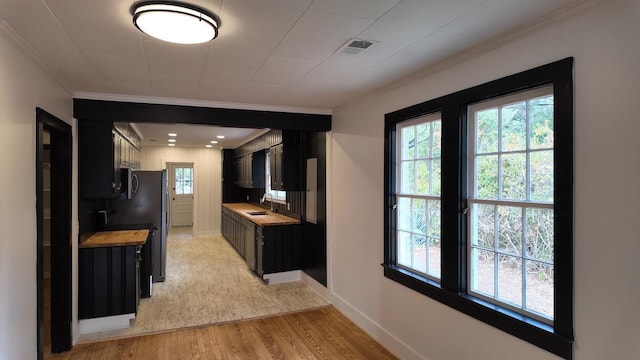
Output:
(168, 133), (177, 137)
(168, 143), (175, 147)
(216, 135), (224, 139)
(210, 140), (218, 144)
(132, 2), (219, 45)
(205, 145), (212, 148)
(168, 139), (176, 143)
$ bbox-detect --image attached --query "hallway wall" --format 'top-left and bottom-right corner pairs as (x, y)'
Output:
(0, 27), (76, 359)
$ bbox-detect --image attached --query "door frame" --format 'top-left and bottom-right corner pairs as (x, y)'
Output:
(36, 108), (72, 357)
(167, 162), (194, 227)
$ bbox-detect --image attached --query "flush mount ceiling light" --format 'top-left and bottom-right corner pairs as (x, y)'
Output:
(132, 1), (219, 44)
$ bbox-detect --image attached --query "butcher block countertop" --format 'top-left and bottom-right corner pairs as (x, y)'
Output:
(223, 203), (301, 226)
(79, 229), (149, 248)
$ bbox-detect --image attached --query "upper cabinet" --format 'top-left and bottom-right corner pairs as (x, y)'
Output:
(235, 151), (265, 189)
(79, 121), (142, 199)
(269, 132), (302, 191)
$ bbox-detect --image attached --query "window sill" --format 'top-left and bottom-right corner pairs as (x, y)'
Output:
(382, 265), (573, 359)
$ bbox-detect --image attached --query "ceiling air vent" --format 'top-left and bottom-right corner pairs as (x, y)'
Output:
(336, 39), (376, 56)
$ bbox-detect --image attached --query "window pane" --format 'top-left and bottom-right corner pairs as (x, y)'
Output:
(397, 197), (411, 231)
(416, 123), (430, 158)
(432, 160), (441, 196)
(501, 153), (526, 200)
(530, 150), (553, 202)
(412, 234), (427, 274)
(501, 101), (527, 152)
(497, 254), (522, 307)
(472, 203), (495, 249)
(525, 260), (554, 319)
(476, 155), (498, 199)
(401, 161), (415, 194)
(470, 248), (495, 297)
(476, 108), (498, 154)
(529, 95), (554, 150)
(525, 208), (554, 262)
(412, 199), (426, 235)
(428, 237), (441, 278)
(432, 121), (442, 158)
(497, 206), (522, 255)
(416, 160), (430, 195)
(175, 167), (193, 195)
(428, 200), (440, 239)
(397, 231), (412, 267)
(402, 126), (415, 160)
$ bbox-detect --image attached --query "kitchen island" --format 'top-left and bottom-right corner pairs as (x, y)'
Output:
(222, 203), (302, 281)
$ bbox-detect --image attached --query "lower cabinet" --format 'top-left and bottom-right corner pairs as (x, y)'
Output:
(78, 246), (138, 319)
(221, 207), (302, 277)
(256, 224), (302, 276)
(221, 207), (254, 261)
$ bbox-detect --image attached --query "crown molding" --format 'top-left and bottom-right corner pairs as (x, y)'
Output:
(0, 21), (74, 95)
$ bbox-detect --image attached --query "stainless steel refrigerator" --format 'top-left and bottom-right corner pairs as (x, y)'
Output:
(110, 170), (168, 285)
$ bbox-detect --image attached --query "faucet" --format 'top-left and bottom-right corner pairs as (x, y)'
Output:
(260, 192), (274, 212)
(98, 209), (109, 225)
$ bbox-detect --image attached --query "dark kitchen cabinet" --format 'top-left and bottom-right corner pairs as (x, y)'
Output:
(269, 140), (302, 191)
(79, 121), (142, 199)
(221, 207), (255, 260)
(221, 206), (302, 278)
(235, 151), (265, 189)
(78, 245), (138, 319)
(79, 121), (121, 199)
(255, 224), (302, 277)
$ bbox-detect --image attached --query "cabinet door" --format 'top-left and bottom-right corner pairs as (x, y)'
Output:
(113, 131), (122, 192)
(269, 145), (283, 190)
(79, 121), (116, 198)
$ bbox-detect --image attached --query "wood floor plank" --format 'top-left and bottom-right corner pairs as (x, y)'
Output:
(52, 307), (397, 360)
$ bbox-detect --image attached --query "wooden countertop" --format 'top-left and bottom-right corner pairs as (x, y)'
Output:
(223, 203), (301, 226)
(79, 229), (149, 248)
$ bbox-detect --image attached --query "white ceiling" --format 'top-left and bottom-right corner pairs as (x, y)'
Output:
(0, 0), (582, 146)
(133, 122), (267, 148)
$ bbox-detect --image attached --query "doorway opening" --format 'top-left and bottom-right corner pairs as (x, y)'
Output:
(36, 108), (72, 359)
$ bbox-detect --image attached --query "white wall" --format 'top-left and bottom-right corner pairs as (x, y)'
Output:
(327, 1), (640, 359)
(141, 145), (222, 236)
(0, 29), (75, 359)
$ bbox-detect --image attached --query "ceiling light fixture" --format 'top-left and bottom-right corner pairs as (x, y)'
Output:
(216, 135), (225, 139)
(132, 1), (220, 44)
(210, 140), (218, 144)
(168, 143), (176, 147)
(168, 133), (177, 137)
(168, 139), (176, 143)
(205, 145), (212, 148)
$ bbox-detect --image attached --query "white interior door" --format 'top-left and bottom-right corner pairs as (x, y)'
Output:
(168, 163), (194, 227)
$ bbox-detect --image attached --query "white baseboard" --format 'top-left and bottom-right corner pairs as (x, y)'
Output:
(263, 270), (301, 284)
(300, 272), (422, 360)
(78, 314), (135, 335)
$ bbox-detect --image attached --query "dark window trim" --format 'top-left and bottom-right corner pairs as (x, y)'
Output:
(383, 58), (574, 359)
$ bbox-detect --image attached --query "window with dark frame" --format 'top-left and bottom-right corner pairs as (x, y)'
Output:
(383, 58), (573, 359)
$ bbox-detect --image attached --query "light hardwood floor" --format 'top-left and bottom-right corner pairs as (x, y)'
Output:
(47, 306), (397, 359)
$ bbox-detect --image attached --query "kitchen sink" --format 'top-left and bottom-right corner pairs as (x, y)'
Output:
(246, 210), (268, 215)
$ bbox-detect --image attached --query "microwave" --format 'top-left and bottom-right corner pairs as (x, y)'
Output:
(120, 167), (139, 199)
